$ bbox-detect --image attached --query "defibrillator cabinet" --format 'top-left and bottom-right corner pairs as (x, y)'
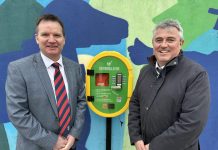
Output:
(86, 51), (133, 117)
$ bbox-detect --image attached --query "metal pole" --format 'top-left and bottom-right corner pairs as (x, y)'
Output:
(106, 118), (112, 150)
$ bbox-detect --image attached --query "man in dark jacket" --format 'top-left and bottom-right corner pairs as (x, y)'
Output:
(128, 19), (210, 150)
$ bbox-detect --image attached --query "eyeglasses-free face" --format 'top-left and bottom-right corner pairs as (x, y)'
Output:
(152, 27), (184, 66)
(35, 20), (65, 61)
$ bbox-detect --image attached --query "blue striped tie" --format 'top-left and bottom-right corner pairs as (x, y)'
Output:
(52, 63), (71, 137)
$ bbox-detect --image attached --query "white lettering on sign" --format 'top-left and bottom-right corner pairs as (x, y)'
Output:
(99, 66), (120, 71)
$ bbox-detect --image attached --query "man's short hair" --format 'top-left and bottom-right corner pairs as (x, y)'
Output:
(153, 19), (184, 40)
(35, 14), (65, 36)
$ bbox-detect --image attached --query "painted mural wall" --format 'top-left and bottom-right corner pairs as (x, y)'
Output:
(0, 0), (217, 150)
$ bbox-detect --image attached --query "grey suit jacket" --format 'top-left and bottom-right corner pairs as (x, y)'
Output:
(6, 53), (86, 150)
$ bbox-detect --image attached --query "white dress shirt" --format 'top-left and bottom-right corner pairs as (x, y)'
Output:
(155, 61), (165, 77)
(40, 52), (69, 102)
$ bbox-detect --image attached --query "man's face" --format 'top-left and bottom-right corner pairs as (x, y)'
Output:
(35, 20), (65, 61)
(152, 27), (184, 66)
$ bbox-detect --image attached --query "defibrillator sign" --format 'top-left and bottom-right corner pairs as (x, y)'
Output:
(86, 51), (133, 117)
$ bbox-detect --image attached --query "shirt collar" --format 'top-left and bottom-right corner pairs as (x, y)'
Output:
(155, 62), (165, 70)
(40, 52), (63, 68)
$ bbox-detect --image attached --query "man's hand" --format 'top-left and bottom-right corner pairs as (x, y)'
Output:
(53, 135), (68, 150)
(145, 144), (149, 150)
(60, 135), (76, 150)
(135, 140), (146, 150)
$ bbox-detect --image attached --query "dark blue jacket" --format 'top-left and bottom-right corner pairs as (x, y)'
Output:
(128, 52), (210, 150)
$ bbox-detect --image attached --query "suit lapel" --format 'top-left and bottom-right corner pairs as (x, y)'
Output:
(33, 53), (58, 117)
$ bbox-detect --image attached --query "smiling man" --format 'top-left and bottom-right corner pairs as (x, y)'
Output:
(128, 19), (210, 150)
(6, 14), (86, 150)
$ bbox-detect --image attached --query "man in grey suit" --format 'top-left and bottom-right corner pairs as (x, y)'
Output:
(6, 14), (86, 150)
